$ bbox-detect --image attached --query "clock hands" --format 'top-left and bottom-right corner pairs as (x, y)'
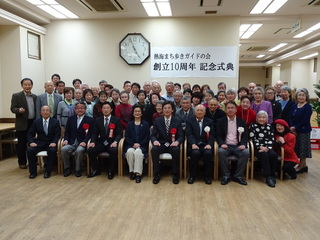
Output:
(129, 38), (141, 59)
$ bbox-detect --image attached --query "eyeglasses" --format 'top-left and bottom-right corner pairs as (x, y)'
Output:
(266, 92), (274, 95)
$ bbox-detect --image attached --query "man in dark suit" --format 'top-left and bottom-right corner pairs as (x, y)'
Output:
(27, 106), (61, 179)
(87, 102), (122, 179)
(151, 101), (184, 184)
(10, 78), (37, 169)
(186, 105), (215, 185)
(205, 98), (225, 124)
(175, 96), (194, 130)
(35, 81), (62, 119)
(216, 101), (249, 186)
(61, 102), (94, 177)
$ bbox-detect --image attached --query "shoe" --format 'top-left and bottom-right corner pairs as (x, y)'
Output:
(135, 175), (142, 183)
(187, 176), (195, 184)
(108, 170), (114, 179)
(29, 172), (37, 179)
(75, 171), (81, 177)
(130, 172), (136, 180)
(19, 164), (27, 169)
(44, 171), (51, 178)
(172, 174), (179, 184)
(204, 176), (212, 185)
(296, 166), (308, 174)
(233, 177), (247, 185)
(87, 170), (101, 178)
(221, 176), (230, 185)
(153, 173), (161, 184)
(266, 176), (275, 188)
(63, 168), (71, 177)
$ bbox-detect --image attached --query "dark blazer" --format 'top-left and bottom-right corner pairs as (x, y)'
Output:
(91, 115), (122, 144)
(186, 116), (215, 148)
(125, 120), (150, 156)
(281, 100), (295, 123)
(10, 91), (36, 131)
(205, 108), (225, 124)
(36, 92), (63, 119)
(64, 115), (95, 145)
(151, 116), (184, 145)
(270, 99), (282, 121)
(27, 117), (61, 147)
(216, 116), (248, 147)
(175, 107), (195, 126)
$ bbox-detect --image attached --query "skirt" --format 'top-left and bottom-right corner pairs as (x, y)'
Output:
(295, 132), (312, 159)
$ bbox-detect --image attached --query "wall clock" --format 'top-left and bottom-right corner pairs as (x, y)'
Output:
(119, 33), (150, 65)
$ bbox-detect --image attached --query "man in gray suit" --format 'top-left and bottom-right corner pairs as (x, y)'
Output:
(36, 81), (62, 119)
(10, 78), (37, 168)
(175, 96), (194, 130)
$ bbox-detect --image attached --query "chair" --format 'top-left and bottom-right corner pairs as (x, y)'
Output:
(183, 139), (217, 180)
(249, 141), (285, 180)
(0, 130), (18, 159)
(214, 141), (251, 180)
(148, 141), (183, 178)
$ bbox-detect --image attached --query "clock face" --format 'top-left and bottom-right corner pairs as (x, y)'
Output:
(119, 33), (150, 65)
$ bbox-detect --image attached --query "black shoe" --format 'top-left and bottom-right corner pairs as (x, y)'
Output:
(44, 171), (51, 178)
(153, 173), (161, 184)
(296, 166), (308, 174)
(187, 176), (195, 184)
(130, 172), (136, 180)
(63, 168), (71, 177)
(266, 176), (275, 188)
(221, 176), (230, 185)
(108, 170), (114, 180)
(204, 176), (212, 185)
(87, 170), (101, 178)
(135, 175), (142, 183)
(172, 174), (179, 184)
(233, 177), (247, 185)
(29, 172), (37, 179)
(75, 171), (81, 177)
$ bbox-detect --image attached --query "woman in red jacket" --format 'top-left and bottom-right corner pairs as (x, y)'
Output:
(274, 119), (299, 179)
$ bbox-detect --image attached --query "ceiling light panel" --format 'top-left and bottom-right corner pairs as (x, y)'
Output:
(299, 53), (318, 60)
(268, 43), (287, 51)
(37, 5), (66, 18)
(142, 2), (159, 16)
(157, 2), (172, 16)
(250, 0), (272, 14)
(264, 0), (288, 14)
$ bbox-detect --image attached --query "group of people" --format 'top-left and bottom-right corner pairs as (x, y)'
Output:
(10, 75), (313, 187)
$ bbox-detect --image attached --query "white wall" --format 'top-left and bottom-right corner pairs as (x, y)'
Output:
(44, 17), (240, 93)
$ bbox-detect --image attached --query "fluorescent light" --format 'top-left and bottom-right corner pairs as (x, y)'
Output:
(277, 64), (281, 66)
(42, 0), (58, 4)
(239, 24), (251, 32)
(250, 0), (272, 14)
(142, 2), (159, 17)
(240, 24), (263, 39)
(309, 22), (320, 31)
(299, 53), (318, 60)
(264, 0), (288, 14)
(268, 43), (287, 51)
(156, 2), (172, 16)
(51, 5), (79, 18)
(37, 5), (66, 18)
(26, 0), (43, 4)
(247, 24), (263, 32)
(256, 55), (265, 58)
(294, 30), (312, 38)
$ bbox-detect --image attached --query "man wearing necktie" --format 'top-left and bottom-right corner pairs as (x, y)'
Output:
(27, 106), (61, 179)
(175, 96), (194, 130)
(186, 105), (215, 184)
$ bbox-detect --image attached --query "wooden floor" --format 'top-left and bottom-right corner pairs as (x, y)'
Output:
(1, 151), (320, 240)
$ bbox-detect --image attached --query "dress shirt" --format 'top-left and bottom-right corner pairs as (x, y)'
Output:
(225, 116), (237, 145)
(25, 91), (35, 119)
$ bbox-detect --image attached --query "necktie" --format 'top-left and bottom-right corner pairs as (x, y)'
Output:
(184, 112), (188, 122)
(44, 120), (48, 135)
(165, 119), (170, 135)
(48, 94), (54, 117)
(105, 117), (109, 133)
(198, 120), (202, 135)
(77, 116), (81, 128)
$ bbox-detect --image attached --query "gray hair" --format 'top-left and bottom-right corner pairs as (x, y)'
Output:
(181, 96), (191, 102)
(295, 88), (310, 101)
(280, 85), (291, 93)
(256, 110), (268, 120)
(226, 88), (237, 95)
(253, 86), (265, 95)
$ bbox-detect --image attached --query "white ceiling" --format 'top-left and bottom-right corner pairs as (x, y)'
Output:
(1, 0), (320, 66)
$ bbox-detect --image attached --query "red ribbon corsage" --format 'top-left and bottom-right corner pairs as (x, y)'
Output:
(170, 128), (177, 142)
(108, 123), (115, 138)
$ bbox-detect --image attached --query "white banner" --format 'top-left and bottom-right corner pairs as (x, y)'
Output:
(151, 46), (238, 78)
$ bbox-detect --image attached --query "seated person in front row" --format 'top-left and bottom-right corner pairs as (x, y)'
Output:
(186, 105), (215, 185)
(87, 102), (122, 179)
(216, 101), (250, 186)
(151, 101), (184, 184)
(61, 102), (94, 178)
(27, 105), (61, 179)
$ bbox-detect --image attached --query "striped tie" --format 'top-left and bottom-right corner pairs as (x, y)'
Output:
(165, 119), (170, 135)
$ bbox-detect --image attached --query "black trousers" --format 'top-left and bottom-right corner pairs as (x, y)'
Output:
(16, 119), (34, 165)
(87, 142), (118, 172)
(189, 147), (213, 178)
(255, 149), (278, 177)
(27, 145), (57, 173)
(151, 145), (180, 176)
(283, 161), (297, 178)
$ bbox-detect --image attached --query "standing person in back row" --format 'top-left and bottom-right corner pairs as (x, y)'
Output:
(10, 78), (37, 169)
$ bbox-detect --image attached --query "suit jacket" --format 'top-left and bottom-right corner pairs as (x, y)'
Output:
(125, 120), (150, 156)
(91, 115), (122, 144)
(36, 92), (63, 119)
(27, 117), (61, 147)
(10, 91), (37, 131)
(216, 116), (248, 147)
(151, 116), (184, 145)
(186, 116), (215, 148)
(175, 107), (195, 126)
(64, 115), (95, 145)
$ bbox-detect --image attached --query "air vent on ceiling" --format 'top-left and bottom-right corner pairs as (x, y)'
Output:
(308, 0), (320, 6)
(247, 46), (270, 51)
(200, 0), (223, 7)
(78, 0), (125, 12)
(205, 11), (217, 14)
